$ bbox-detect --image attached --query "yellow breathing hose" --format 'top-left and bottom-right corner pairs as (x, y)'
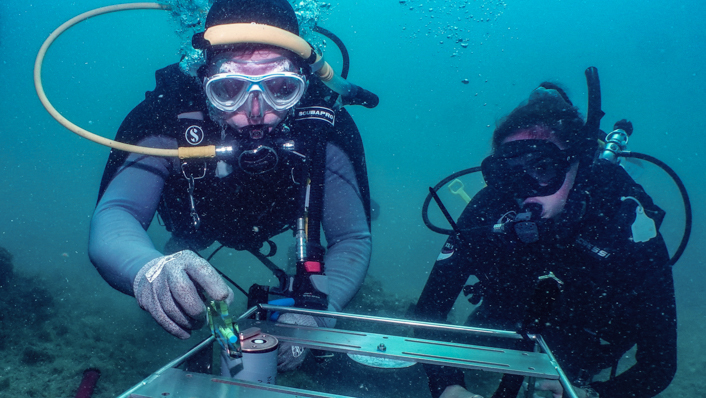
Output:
(33, 3), (216, 159)
(34, 3), (345, 159)
(203, 23), (336, 83)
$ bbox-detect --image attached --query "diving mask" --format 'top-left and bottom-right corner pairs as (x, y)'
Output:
(204, 72), (307, 112)
(482, 139), (576, 198)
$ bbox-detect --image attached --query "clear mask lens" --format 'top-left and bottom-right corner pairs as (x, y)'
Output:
(507, 153), (563, 186)
(482, 139), (572, 197)
(204, 72), (306, 112)
(263, 76), (301, 102)
(209, 79), (248, 107)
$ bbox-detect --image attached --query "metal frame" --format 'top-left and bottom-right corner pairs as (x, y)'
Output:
(119, 305), (578, 398)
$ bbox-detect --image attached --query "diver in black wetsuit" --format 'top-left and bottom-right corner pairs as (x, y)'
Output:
(415, 84), (677, 398)
(88, 0), (373, 373)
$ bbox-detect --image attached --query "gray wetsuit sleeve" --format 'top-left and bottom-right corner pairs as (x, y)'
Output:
(322, 143), (372, 313)
(88, 136), (176, 295)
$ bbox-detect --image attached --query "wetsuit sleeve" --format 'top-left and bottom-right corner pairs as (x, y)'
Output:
(582, 168), (677, 398)
(88, 135), (176, 295)
(415, 187), (502, 323)
(321, 141), (372, 313)
(415, 236), (475, 323)
(414, 234), (472, 398)
(591, 264), (677, 398)
(414, 188), (505, 398)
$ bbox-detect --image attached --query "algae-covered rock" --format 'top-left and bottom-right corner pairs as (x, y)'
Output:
(0, 247), (54, 334)
(0, 247), (13, 286)
(21, 346), (55, 366)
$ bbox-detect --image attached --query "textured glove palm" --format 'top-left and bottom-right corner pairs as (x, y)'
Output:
(133, 250), (234, 339)
(276, 313), (318, 371)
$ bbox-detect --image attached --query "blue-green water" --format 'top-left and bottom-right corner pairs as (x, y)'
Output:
(1, 0), (704, 396)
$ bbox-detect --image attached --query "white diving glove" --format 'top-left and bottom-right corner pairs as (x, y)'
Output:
(276, 313), (319, 371)
(440, 385), (484, 398)
(133, 250), (234, 339)
(533, 380), (597, 398)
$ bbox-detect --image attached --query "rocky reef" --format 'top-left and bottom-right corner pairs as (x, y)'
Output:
(0, 247), (57, 395)
(0, 246), (13, 287)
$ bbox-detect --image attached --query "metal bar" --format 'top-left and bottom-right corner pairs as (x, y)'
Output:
(247, 320), (559, 379)
(258, 304), (523, 340)
(125, 367), (357, 398)
(117, 308), (576, 398)
(529, 334), (579, 398)
(236, 305), (260, 322)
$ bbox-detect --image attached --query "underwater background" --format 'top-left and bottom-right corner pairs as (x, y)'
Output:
(1, 0), (704, 396)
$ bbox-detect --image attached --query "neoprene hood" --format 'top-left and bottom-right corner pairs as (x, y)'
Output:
(205, 0), (299, 34)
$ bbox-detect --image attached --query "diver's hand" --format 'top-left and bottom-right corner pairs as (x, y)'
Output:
(534, 379), (564, 398)
(133, 250), (234, 339)
(534, 379), (594, 398)
(276, 313), (318, 371)
(440, 385), (484, 398)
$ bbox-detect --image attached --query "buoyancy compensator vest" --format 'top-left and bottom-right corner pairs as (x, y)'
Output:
(97, 63), (371, 253)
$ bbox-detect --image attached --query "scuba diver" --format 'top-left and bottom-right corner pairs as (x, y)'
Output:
(88, 0), (374, 373)
(415, 78), (678, 398)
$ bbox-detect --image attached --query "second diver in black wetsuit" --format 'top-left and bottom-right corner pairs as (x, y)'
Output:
(415, 83), (677, 398)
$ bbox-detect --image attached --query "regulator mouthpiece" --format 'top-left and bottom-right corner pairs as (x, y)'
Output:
(514, 203), (542, 243)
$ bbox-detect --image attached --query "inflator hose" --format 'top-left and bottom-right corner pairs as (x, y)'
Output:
(32, 3), (206, 158)
(35, 3), (378, 158)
